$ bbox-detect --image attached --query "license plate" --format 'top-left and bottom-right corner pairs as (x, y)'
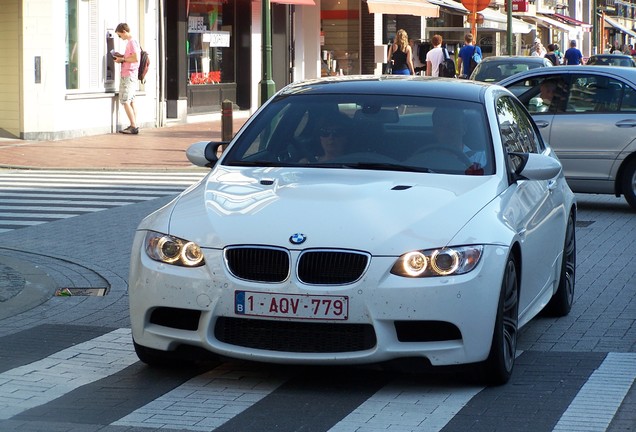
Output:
(235, 291), (348, 320)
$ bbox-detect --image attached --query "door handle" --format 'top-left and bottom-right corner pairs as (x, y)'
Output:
(615, 119), (636, 128)
(534, 120), (549, 129)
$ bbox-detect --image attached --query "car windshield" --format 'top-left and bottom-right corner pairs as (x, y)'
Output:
(222, 94), (494, 176)
(473, 61), (545, 82)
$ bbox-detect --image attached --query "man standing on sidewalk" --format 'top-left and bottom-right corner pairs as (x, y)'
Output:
(114, 23), (140, 134)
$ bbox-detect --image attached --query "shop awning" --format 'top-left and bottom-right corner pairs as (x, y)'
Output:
(534, 13), (578, 33)
(553, 13), (592, 29)
(365, 0), (440, 18)
(603, 15), (636, 38)
(425, 0), (533, 33)
(271, 0), (315, 4)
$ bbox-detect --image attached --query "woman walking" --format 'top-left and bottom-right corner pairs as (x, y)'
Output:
(387, 29), (415, 75)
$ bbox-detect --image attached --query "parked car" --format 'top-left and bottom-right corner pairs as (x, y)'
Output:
(470, 56), (553, 82)
(128, 76), (576, 385)
(499, 65), (636, 208)
(586, 54), (636, 67)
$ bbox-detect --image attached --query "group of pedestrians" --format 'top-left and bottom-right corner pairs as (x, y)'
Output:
(387, 29), (588, 79)
(387, 30), (481, 78)
(532, 38), (584, 65)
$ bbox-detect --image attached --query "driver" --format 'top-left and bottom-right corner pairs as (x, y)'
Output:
(302, 112), (352, 163)
(431, 107), (486, 172)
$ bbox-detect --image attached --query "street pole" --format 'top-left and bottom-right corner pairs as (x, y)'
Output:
(592, 0), (598, 55)
(506, 0), (513, 55)
(260, 0), (276, 106)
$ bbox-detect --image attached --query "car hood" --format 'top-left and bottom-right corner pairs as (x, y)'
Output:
(156, 166), (502, 255)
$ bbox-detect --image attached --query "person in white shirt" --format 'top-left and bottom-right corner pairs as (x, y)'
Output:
(425, 34), (445, 77)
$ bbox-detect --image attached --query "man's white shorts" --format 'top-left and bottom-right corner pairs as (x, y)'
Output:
(119, 76), (137, 103)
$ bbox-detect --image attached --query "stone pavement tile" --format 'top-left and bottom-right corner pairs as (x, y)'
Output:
(0, 113), (250, 170)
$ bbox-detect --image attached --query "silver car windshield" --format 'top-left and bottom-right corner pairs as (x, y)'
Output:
(222, 94), (494, 176)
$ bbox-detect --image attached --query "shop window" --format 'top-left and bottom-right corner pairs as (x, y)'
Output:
(320, 0), (360, 76)
(188, 1), (234, 85)
(66, 0), (79, 89)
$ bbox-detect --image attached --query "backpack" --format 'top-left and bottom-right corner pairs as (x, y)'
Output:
(138, 48), (150, 83)
(469, 45), (482, 73)
(439, 47), (456, 78)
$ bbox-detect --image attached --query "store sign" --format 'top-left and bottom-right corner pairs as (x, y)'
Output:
(203, 31), (231, 47)
(505, 0), (529, 12)
(189, 16), (207, 32)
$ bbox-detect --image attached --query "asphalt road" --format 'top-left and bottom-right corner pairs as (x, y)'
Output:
(0, 182), (634, 432)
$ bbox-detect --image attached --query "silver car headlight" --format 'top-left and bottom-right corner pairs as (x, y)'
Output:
(390, 245), (483, 277)
(144, 231), (205, 267)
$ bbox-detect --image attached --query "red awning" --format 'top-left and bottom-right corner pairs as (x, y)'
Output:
(271, 0), (316, 5)
(366, 0), (439, 17)
(553, 13), (592, 28)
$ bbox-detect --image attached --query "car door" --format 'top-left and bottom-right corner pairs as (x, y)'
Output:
(505, 70), (636, 193)
(546, 72), (636, 191)
(495, 95), (565, 315)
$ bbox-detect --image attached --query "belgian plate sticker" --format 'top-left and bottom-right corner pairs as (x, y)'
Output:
(235, 290), (348, 320)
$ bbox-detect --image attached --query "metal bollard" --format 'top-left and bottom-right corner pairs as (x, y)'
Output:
(221, 99), (233, 142)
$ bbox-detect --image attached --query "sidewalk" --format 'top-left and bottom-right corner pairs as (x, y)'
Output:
(0, 111), (250, 170)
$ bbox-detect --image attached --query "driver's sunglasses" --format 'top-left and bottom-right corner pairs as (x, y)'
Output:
(319, 127), (346, 138)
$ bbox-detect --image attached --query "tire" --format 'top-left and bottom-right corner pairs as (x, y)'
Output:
(621, 159), (636, 209)
(133, 340), (178, 367)
(481, 254), (519, 386)
(545, 211), (576, 316)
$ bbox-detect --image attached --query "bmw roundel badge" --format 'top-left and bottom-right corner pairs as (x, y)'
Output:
(289, 233), (306, 245)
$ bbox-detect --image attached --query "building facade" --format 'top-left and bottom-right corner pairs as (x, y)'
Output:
(1, 0), (634, 141)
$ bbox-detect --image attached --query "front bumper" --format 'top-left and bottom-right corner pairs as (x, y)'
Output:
(128, 231), (509, 366)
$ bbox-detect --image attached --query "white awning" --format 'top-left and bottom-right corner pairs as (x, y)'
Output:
(426, 0), (534, 33)
(530, 14), (578, 33)
(603, 15), (636, 39)
(366, 0), (439, 17)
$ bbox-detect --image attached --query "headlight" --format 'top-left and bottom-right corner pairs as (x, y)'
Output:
(390, 245), (483, 277)
(144, 231), (205, 267)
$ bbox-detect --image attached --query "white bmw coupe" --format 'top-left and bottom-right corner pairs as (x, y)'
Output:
(129, 76), (576, 385)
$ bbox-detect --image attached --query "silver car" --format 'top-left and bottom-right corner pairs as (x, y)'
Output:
(470, 56), (553, 83)
(500, 65), (636, 209)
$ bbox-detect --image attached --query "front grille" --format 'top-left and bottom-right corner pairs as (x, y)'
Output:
(394, 320), (462, 342)
(215, 317), (377, 353)
(297, 250), (369, 284)
(225, 247), (290, 282)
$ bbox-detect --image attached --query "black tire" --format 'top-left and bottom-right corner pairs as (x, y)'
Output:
(481, 254), (519, 386)
(621, 158), (636, 209)
(545, 211), (576, 316)
(133, 339), (184, 367)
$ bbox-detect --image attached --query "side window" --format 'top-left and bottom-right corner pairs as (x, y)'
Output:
(507, 75), (568, 114)
(620, 84), (636, 112)
(496, 96), (543, 171)
(567, 75), (624, 113)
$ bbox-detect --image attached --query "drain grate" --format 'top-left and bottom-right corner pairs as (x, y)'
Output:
(576, 220), (594, 228)
(55, 287), (107, 297)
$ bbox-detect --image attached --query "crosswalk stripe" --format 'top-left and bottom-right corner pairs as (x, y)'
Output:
(0, 328), (137, 420)
(0, 170), (207, 232)
(112, 362), (288, 431)
(552, 353), (636, 432)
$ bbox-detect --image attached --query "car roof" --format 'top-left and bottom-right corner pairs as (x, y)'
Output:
(498, 64), (636, 85)
(481, 56), (549, 63)
(278, 75), (494, 103)
(590, 54), (632, 58)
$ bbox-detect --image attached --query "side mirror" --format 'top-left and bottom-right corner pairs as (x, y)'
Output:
(186, 141), (229, 168)
(511, 152), (562, 181)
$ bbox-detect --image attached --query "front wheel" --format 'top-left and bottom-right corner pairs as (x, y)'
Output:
(545, 211), (576, 316)
(621, 159), (636, 209)
(480, 254), (519, 386)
